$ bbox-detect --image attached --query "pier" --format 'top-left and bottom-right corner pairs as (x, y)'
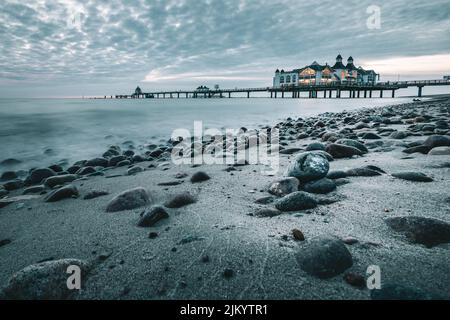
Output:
(115, 79), (450, 99)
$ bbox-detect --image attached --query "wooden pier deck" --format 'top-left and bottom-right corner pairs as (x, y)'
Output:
(115, 79), (450, 99)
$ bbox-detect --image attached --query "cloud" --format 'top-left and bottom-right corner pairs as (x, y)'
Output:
(362, 54), (450, 76)
(0, 0), (449, 96)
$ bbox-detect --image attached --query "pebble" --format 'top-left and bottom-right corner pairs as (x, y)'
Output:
(190, 171), (211, 183)
(108, 155), (126, 167)
(274, 191), (318, 212)
(1, 171), (18, 181)
(325, 144), (363, 159)
(345, 167), (382, 177)
(305, 142), (325, 151)
(223, 268), (234, 279)
(389, 131), (409, 139)
(402, 145), (430, 154)
(0, 158), (21, 166)
(85, 158), (109, 167)
(344, 272), (366, 288)
(127, 166), (144, 175)
(292, 229), (305, 241)
(138, 206), (169, 227)
(254, 208), (282, 217)
(0, 259), (89, 299)
(106, 187), (151, 212)
(423, 135), (450, 148)
(303, 178), (336, 194)
(3, 179), (24, 191)
(428, 146), (450, 155)
(157, 181), (183, 186)
(148, 232), (158, 239)
(360, 132), (382, 140)
(83, 190), (109, 200)
(342, 236), (359, 245)
(285, 152), (329, 182)
(76, 166), (96, 176)
(391, 172), (433, 182)
(268, 177), (299, 197)
(335, 139), (368, 153)
(326, 170), (347, 179)
(44, 174), (77, 188)
(0, 239), (12, 247)
(164, 192), (196, 208)
(27, 168), (56, 185)
(296, 236), (353, 279)
(254, 196), (275, 204)
(44, 185), (79, 202)
(385, 216), (450, 248)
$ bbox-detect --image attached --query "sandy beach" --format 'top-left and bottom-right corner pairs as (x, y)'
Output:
(1, 96), (449, 300)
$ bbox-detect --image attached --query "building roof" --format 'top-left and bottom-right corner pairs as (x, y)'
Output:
(276, 55), (377, 75)
(332, 61), (345, 69)
(346, 62), (357, 71)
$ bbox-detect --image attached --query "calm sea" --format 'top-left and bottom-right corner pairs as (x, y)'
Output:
(0, 96), (418, 172)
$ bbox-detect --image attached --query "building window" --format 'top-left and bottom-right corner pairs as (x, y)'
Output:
(292, 75), (296, 83)
(280, 76), (284, 83)
(286, 75), (291, 83)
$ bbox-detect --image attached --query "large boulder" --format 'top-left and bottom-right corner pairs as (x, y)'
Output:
(268, 177), (299, 197)
(274, 191), (318, 211)
(106, 187), (151, 212)
(296, 236), (353, 279)
(285, 152), (329, 182)
(385, 216), (450, 248)
(0, 259), (89, 300)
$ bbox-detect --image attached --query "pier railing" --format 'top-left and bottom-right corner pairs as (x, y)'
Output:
(113, 79), (450, 99)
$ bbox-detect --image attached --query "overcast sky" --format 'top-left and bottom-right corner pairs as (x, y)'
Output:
(1, 0), (449, 97)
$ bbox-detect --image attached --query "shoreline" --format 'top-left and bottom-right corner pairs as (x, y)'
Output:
(0, 96), (449, 300)
(0, 96), (427, 174)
